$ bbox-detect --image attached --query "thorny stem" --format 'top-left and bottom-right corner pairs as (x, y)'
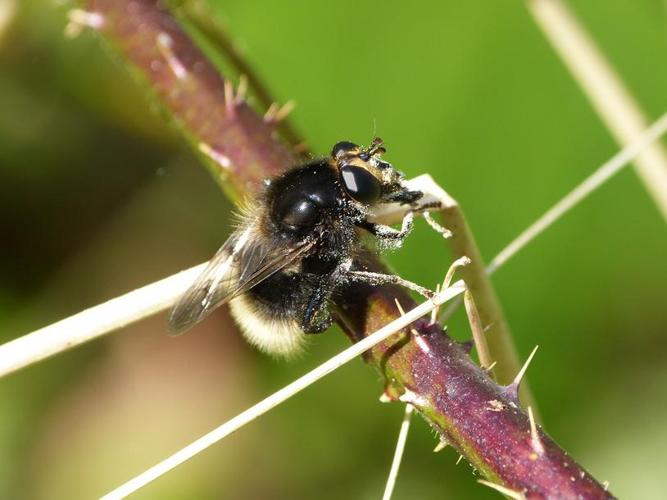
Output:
(71, 0), (611, 497)
(172, 0), (307, 154)
(82, 0), (294, 201)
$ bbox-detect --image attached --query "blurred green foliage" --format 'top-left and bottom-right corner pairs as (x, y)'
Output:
(1, 0), (666, 499)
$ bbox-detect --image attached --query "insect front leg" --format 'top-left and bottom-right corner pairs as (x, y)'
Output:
(359, 198), (450, 250)
(357, 210), (416, 249)
(368, 174), (455, 241)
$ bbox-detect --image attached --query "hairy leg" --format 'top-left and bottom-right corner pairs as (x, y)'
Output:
(357, 211), (415, 248)
(341, 269), (434, 299)
(358, 200), (446, 248)
(300, 278), (334, 334)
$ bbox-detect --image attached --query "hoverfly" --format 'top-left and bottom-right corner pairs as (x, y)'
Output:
(169, 139), (435, 356)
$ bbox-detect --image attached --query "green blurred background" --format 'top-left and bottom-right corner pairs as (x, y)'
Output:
(1, 0), (666, 498)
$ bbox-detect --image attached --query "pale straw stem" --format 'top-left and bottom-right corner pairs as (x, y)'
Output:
(0, 264), (206, 378)
(487, 111), (667, 275)
(381, 404), (415, 500)
(528, 0), (667, 220)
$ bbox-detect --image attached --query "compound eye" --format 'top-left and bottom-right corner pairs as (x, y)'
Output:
(280, 199), (319, 231)
(340, 165), (381, 204)
(332, 141), (359, 159)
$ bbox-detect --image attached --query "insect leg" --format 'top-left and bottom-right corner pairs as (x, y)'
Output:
(421, 210), (452, 239)
(360, 197), (449, 246)
(358, 211), (415, 246)
(384, 189), (423, 205)
(369, 174), (458, 241)
(300, 278), (334, 334)
(402, 199), (454, 239)
(342, 269), (434, 300)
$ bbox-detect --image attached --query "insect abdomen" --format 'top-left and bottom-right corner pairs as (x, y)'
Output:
(229, 271), (310, 357)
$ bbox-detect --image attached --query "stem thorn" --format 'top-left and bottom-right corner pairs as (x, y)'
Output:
(433, 437), (449, 453)
(503, 345), (539, 403)
(65, 9), (104, 38)
(199, 142), (232, 171)
(527, 406), (545, 456)
(477, 479), (526, 500)
(398, 389), (427, 408)
(458, 339), (474, 354)
(264, 100), (296, 123)
(156, 32), (188, 80)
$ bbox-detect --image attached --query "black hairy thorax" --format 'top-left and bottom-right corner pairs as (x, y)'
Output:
(266, 159), (359, 268)
(249, 159), (362, 329)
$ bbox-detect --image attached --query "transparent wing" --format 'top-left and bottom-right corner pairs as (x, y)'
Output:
(168, 226), (313, 336)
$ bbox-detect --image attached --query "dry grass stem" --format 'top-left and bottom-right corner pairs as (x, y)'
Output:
(381, 404), (415, 500)
(0, 264), (206, 378)
(0, 0), (16, 41)
(527, 0), (667, 220)
(463, 290), (495, 379)
(487, 111), (667, 275)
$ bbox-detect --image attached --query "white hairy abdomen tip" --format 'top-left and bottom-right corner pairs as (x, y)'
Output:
(229, 294), (306, 358)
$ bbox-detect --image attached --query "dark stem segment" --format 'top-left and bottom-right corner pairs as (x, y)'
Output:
(84, 0), (612, 497)
(338, 254), (608, 498)
(174, 1), (308, 154)
(88, 0), (295, 200)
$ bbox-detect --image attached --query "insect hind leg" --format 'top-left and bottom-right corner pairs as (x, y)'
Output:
(300, 278), (334, 334)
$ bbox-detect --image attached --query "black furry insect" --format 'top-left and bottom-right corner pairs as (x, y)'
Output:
(168, 138), (437, 357)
